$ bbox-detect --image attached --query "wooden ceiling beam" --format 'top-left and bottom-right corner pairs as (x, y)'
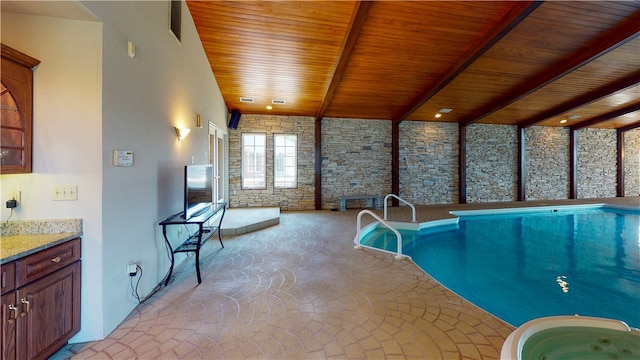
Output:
(392, 1), (542, 123)
(519, 71), (640, 128)
(570, 102), (640, 131)
(460, 9), (640, 127)
(618, 121), (640, 133)
(315, 1), (372, 121)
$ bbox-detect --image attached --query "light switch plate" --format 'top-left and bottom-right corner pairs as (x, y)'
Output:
(53, 185), (77, 201)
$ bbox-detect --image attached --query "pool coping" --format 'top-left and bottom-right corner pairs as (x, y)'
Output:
(358, 203), (640, 246)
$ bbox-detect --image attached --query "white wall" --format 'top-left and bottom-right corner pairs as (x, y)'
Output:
(83, 0), (227, 339)
(1, 12), (104, 341)
(1, 0), (228, 342)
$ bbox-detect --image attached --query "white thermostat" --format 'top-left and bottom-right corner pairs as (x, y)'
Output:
(113, 150), (134, 167)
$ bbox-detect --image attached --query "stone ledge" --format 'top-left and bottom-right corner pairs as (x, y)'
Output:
(220, 207), (280, 236)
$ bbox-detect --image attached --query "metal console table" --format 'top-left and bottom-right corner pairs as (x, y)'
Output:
(160, 202), (227, 286)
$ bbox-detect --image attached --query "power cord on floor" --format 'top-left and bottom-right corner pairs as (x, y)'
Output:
(129, 264), (163, 304)
(139, 283), (162, 304)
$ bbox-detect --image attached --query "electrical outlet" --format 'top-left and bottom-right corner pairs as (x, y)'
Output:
(9, 190), (21, 204)
(128, 263), (137, 276)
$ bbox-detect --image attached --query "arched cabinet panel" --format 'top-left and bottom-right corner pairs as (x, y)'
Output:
(1, 44), (40, 174)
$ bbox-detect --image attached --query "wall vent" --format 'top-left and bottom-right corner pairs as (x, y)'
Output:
(240, 97), (254, 103)
(272, 99), (286, 105)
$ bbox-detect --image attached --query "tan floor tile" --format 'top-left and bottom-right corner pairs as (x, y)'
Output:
(54, 198), (640, 359)
(365, 348), (387, 358)
(457, 342), (482, 359)
(84, 353), (110, 360)
(447, 328), (472, 343)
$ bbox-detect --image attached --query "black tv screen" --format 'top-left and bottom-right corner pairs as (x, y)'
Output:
(184, 164), (213, 219)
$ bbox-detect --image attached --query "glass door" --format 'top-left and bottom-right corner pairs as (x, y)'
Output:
(209, 122), (227, 204)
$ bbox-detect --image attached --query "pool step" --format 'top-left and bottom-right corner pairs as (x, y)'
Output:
(361, 228), (416, 252)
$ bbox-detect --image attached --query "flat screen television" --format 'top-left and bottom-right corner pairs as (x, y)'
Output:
(183, 164), (213, 219)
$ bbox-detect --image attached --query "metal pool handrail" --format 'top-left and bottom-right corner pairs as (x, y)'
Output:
(355, 209), (404, 260)
(383, 194), (416, 223)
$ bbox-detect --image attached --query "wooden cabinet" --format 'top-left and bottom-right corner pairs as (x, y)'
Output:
(1, 238), (81, 360)
(0, 44), (40, 174)
(0, 263), (15, 296)
(1, 292), (17, 359)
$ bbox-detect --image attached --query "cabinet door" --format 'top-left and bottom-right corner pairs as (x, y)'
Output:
(1, 262), (15, 296)
(17, 262), (80, 360)
(0, 44), (39, 174)
(1, 292), (18, 360)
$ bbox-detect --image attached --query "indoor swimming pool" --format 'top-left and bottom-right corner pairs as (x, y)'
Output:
(360, 205), (640, 328)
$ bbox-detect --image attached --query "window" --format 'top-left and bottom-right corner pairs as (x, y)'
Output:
(170, 0), (181, 42)
(242, 133), (266, 189)
(274, 134), (297, 188)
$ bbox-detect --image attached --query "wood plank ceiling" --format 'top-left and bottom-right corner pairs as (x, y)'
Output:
(188, 1), (640, 130)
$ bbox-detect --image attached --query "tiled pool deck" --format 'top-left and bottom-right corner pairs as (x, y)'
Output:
(54, 197), (639, 359)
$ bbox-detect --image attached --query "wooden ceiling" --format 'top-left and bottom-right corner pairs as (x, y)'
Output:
(188, 1), (640, 130)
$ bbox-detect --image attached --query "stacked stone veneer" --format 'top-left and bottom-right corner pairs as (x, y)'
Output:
(228, 114), (315, 210)
(525, 126), (570, 200)
(228, 114), (636, 210)
(466, 124), (518, 202)
(399, 121), (458, 205)
(624, 129), (640, 196)
(321, 118), (392, 210)
(577, 128), (617, 199)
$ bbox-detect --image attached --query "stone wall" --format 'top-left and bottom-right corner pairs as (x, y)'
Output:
(399, 121), (458, 205)
(228, 114), (315, 210)
(624, 129), (640, 196)
(525, 126), (570, 200)
(577, 128), (617, 199)
(321, 118), (392, 210)
(466, 124), (518, 202)
(228, 115), (637, 210)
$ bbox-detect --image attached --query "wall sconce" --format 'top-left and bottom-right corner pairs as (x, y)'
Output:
(196, 114), (202, 128)
(175, 127), (191, 141)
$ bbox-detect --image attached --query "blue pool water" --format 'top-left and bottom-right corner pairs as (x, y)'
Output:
(362, 206), (640, 328)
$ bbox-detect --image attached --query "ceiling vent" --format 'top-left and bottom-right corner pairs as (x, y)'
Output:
(272, 99), (286, 105)
(240, 97), (254, 103)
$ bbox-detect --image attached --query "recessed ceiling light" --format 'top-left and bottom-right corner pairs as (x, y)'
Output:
(266, 105), (273, 110)
(438, 108), (453, 113)
(560, 119), (568, 124)
(435, 113), (442, 118)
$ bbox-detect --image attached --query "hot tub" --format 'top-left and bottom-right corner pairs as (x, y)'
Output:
(501, 316), (640, 360)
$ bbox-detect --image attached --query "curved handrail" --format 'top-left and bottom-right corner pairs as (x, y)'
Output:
(383, 194), (416, 223)
(355, 209), (404, 259)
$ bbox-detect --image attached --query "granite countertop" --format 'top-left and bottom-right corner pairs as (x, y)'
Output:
(0, 219), (82, 264)
(1, 232), (81, 264)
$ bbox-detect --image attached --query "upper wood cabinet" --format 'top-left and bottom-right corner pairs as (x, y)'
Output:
(1, 44), (40, 174)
